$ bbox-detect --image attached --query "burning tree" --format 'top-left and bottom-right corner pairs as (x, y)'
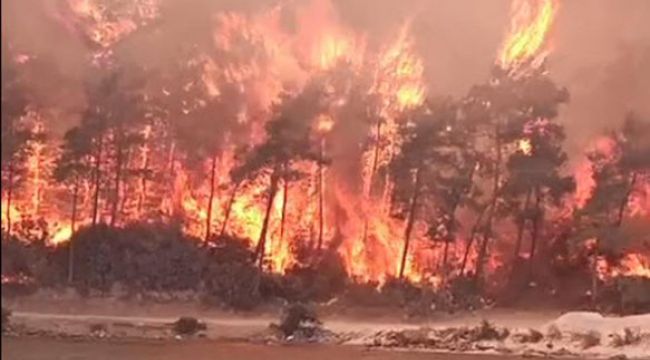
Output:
(574, 114), (650, 301)
(390, 100), (475, 280)
(231, 83), (329, 269)
(462, 63), (571, 285)
(2, 0), (648, 305)
(1, 49), (31, 235)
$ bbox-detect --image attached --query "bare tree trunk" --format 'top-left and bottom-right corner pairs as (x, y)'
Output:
(5, 161), (15, 235)
(398, 167), (422, 279)
(68, 176), (80, 284)
(280, 179), (288, 243)
(205, 154), (218, 242)
(255, 174), (279, 268)
(513, 189), (533, 260)
(219, 183), (240, 237)
(616, 172), (637, 227)
(91, 135), (104, 226)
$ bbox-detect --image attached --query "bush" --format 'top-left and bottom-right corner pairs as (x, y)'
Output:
(277, 303), (321, 338)
(617, 277), (650, 314)
(172, 317), (207, 336)
(1, 233), (46, 295)
(265, 250), (347, 302)
(202, 235), (263, 310)
(55, 223), (203, 294)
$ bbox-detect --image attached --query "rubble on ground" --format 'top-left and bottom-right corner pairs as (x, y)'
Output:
(357, 312), (650, 359)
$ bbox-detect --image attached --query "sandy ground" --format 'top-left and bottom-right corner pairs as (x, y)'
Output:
(1, 337), (566, 360)
(3, 294), (562, 338)
(7, 294), (633, 359)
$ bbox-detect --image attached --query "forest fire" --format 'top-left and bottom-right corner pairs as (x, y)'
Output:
(1, 0), (649, 299)
(499, 0), (558, 69)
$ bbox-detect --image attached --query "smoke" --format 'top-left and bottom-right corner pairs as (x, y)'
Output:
(2, 0), (649, 151)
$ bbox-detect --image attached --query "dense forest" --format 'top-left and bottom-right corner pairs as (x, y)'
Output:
(1, 0), (649, 312)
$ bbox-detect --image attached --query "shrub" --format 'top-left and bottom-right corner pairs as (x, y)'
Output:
(202, 235), (262, 310)
(54, 223), (204, 294)
(269, 250), (347, 302)
(277, 303), (320, 338)
(172, 317), (207, 336)
(617, 277), (650, 315)
(472, 320), (508, 341)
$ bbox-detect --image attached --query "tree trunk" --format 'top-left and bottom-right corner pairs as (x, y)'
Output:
(68, 177), (80, 284)
(280, 179), (289, 243)
(528, 187), (543, 268)
(474, 125), (502, 284)
(362, 118), (384, 245)
(317, 157), (325, 251)
(398, 167), (422, 279)
(137, 153), (150, 216)
(110, 134), (124, 227)
(219, 183), (240, 237)
(255, 173), (279, 268)
(91, 135), (104, 226)
(513, 189), (533, 260)
(5, 161), (15, 235)
(442, 239), (450, 275)
(205, 154), (218, 242)
(590, 242), (600, 306)
(459, 204), (489, 276)
(616, 172), (638, 227)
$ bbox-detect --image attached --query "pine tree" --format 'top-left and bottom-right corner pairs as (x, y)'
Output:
(231, 84), (328, 268)
(1, 49), (31, 235)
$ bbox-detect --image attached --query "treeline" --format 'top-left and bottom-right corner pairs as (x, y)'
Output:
(2, 25), (650, 302)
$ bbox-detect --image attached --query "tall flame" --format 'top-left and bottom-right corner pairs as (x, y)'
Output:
(499, 0), (559, 68)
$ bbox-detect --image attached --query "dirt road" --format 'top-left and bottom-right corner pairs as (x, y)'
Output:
(1, 337), (542, 360)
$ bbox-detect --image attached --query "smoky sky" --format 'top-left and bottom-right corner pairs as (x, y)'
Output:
(2, 0), (650, 156)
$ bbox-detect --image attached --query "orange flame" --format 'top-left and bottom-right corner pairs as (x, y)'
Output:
(499, 0), (559, 68)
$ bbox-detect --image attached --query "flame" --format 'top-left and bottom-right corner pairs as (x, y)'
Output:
(316, 115), (335, 133)
(12, 0), (644, 291)
(66, 0), (159, 48)
(597, 253), (650, 280)
(517, 138), (533, 155)
(499, 0), (559, 68)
